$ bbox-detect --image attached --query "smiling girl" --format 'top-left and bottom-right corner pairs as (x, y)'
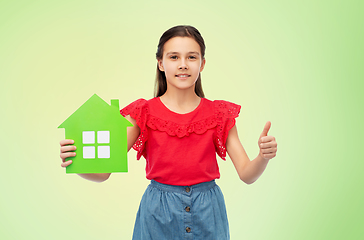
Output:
(60, 25), (277, 240)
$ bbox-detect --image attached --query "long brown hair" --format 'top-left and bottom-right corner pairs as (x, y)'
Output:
(154, 25), (206, 98)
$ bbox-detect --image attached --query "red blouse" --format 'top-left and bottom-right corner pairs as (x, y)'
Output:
(120, 97), (241, 186)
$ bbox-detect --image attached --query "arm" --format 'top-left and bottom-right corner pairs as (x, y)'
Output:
(60, 115), (140, 183)
(226, 122), (277, 184)
(125, 115), (140, 152)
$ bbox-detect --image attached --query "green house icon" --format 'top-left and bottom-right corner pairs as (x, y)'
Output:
(58, 94), (133, 174)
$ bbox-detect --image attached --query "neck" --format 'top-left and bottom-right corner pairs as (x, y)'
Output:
(160, 87), (201, 114)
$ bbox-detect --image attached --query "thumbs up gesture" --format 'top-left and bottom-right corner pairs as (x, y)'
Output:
(258, 121), (277, 160)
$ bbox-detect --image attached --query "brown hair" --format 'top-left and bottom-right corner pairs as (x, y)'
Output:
(154, 25), (206, 98)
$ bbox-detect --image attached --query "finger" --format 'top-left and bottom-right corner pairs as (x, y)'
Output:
(259, 141), (277, 149)
(60, 152), (76, 161)
(260, 136), (276, 143)
(261, 148), (277, 154)
(61, 160), (73, 168)
(260, 121), (271, 138)
(60, 145), (77, 153)
(60, 139), (75, 147)
(262, 153), (276, 159)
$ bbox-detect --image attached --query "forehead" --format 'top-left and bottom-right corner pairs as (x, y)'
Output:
(163, 37), (201, 54)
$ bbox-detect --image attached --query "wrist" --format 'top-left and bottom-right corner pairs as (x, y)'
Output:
(256, 154), (269, 164)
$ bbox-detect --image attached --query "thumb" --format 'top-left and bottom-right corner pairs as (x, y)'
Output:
(260, 121), (271, 138)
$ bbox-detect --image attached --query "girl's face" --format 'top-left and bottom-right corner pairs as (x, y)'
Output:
(158, 37), (205, 93)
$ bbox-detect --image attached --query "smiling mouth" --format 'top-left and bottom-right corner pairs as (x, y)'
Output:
(175, 74), (190, 78)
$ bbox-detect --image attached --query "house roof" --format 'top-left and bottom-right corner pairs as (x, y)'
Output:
(58, 94), (133, 129)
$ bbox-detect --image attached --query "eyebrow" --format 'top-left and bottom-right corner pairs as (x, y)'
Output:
(166, 51), (200, 56)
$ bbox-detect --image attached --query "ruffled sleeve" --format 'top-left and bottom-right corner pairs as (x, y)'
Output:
(214, 100), (241, 160)
(120, 99), (149, 160)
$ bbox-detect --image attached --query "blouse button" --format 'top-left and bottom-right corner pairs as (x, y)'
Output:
(185, 206), (191, 212)
(186, 227), (191, 233)
(185, 187), (190, 193)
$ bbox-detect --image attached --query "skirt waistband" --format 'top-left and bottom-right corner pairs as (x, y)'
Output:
(150, 179), (217, 194)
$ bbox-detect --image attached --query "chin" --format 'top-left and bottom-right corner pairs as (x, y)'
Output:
(167, 81), (197, 91)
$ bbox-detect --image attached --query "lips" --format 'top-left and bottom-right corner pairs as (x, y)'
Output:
(175, 74), (191, 78)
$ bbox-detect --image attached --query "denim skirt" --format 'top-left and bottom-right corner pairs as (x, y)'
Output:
(132, 180), (230, 240)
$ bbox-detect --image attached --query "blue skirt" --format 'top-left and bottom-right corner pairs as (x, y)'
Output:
(132, 180), (230, 240)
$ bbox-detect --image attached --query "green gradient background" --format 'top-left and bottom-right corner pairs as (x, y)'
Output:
(1, 0), (363, 239)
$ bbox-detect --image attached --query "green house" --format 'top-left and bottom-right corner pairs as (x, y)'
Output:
(58, 94), (133, 174)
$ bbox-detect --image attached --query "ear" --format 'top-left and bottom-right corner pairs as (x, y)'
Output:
(199, 58), (206, 72)
(158, 60), (164, 71)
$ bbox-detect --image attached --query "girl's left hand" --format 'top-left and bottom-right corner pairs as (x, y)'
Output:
(258, 121), (277, 160)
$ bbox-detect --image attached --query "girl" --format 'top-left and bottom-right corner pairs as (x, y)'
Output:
(60, 25), (277, 240)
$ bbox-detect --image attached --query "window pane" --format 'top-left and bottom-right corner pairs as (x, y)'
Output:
(98, 146), (110, 158)
(83, 131), (95, 144)
(97, 131), (110, 144)
(83, 146), (95, 158)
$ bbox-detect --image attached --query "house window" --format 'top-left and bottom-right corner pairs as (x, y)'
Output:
(82, 131), (110, 159)
(83, 146), (95, 158)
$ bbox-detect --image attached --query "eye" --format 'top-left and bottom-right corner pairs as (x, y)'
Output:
(170, 55), (178, 60)
(189, 55), (197, 60)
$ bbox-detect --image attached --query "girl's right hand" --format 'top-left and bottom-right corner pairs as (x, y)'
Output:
(60, 139), (76, 168)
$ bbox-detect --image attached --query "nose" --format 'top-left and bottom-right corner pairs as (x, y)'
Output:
(178, 59), (188, 70)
